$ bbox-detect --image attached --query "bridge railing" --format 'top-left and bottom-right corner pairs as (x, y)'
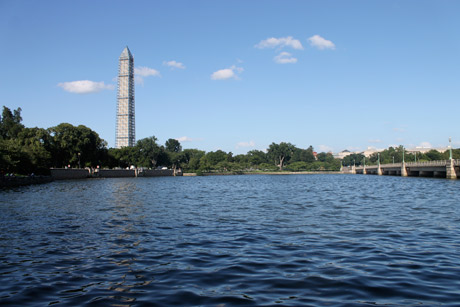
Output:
(409, 159), (460, 167)
(380, 163), (400, 168)
(406, 160), (450, 167)
(353, 159), (460, 170)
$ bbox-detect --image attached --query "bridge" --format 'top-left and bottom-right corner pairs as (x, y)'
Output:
(345, 160), (460, 179)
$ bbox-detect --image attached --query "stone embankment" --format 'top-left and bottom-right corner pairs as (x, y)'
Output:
(50, 168), (181, 180)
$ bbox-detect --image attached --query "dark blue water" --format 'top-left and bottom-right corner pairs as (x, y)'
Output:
(1, 175), (460, 306)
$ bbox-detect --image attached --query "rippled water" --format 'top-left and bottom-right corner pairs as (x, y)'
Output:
(1, 174), (460, 306)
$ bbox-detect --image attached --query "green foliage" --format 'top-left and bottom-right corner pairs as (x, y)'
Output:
(0, 106), (24, 140)
(107, 136), (171, 169)
(203, 150), (229, 166)
(258, 163), (279, 171)
(136, 136), (164, 168)
(342, 153), (365, 166)
(0, 107), (52, 174)
(165, 138), (182, 153)
(15, 128), (52, 174)
(182, 149), (205, 172)
(291, 146), (315, 163)
(267, 142), (295, 170)
(424, 149), (443, 161)
(168, 151), (187, 170)
(286, 161), (309, 171)
(247, 150), (268, 166)
(48, 123), (107, 168)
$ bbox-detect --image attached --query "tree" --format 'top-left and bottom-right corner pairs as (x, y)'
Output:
(342, 153), (365, 166)
(108, 146), (138, 168)
(246, 150), (268, 166)
(203, 150), (229, 167)
(168, 151), (187, 173)
(425, 149), (443, 161)
(165, 138), (182, 153)
(182, 149), (205, 171)
(48, 123), (107, 168)
(267, 142), (295, 171)
(15, 127), (52, 174)
(0, 106), (24, 139)
(135, 136), (170, 168)
(136, 136), (161, 168)
(291, 146), (315, 163)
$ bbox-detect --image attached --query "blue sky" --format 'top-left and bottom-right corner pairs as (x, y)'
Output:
(1, 0), (459, 154)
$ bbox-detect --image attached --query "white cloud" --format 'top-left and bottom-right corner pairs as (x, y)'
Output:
(274, 52), (298, 64)
(368, 139), (382, 143)
(393, 127), (406, 133)
(163, 60), (186, 69)
(58, 80), (114, 94)
(318, 144), (333, 152)
(236, 141), (255, 149)
(211, 65), (244, 80)
(176, 136), (202, 143)
(255, 36), (304, 50)
(134, 66), (161, 85)
(135, 66), (161, 77)
(308, 35), (336, 50)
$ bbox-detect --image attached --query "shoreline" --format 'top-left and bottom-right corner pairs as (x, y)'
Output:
(184, 171), (342, 176)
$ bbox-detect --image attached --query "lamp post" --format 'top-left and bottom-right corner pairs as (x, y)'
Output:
(414, 152), (417, 163)
(78, 152), (81, 169)
(402, 147), (405, 163)
(378, 153), (380, 165)
(393, 156), (395, 164)
(449, 137), (453, 160)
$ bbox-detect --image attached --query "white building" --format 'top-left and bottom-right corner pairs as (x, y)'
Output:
(115, 46), (135, 148)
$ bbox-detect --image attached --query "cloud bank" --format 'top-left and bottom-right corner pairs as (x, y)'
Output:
(58, 80), (114, 94)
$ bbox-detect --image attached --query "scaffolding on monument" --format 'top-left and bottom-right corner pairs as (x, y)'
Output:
(115, 46), (135, 148)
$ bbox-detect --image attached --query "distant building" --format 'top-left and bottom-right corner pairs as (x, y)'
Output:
(313, 152), (318, 160)
(333, 150), (352, 159)
(115, 46), (135, 148)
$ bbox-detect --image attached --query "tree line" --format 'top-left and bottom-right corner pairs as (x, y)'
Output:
(1, 106), (458, 175)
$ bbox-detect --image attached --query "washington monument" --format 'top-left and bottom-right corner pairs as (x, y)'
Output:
(115, 46), (135, 148)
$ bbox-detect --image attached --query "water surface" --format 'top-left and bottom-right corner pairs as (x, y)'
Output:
(1, 175), (460, 306)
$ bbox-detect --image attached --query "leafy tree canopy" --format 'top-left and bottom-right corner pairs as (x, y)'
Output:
(165, 138), (182, 153)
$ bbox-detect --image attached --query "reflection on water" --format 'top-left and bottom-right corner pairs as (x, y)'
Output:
(1, 175), (460, 306)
